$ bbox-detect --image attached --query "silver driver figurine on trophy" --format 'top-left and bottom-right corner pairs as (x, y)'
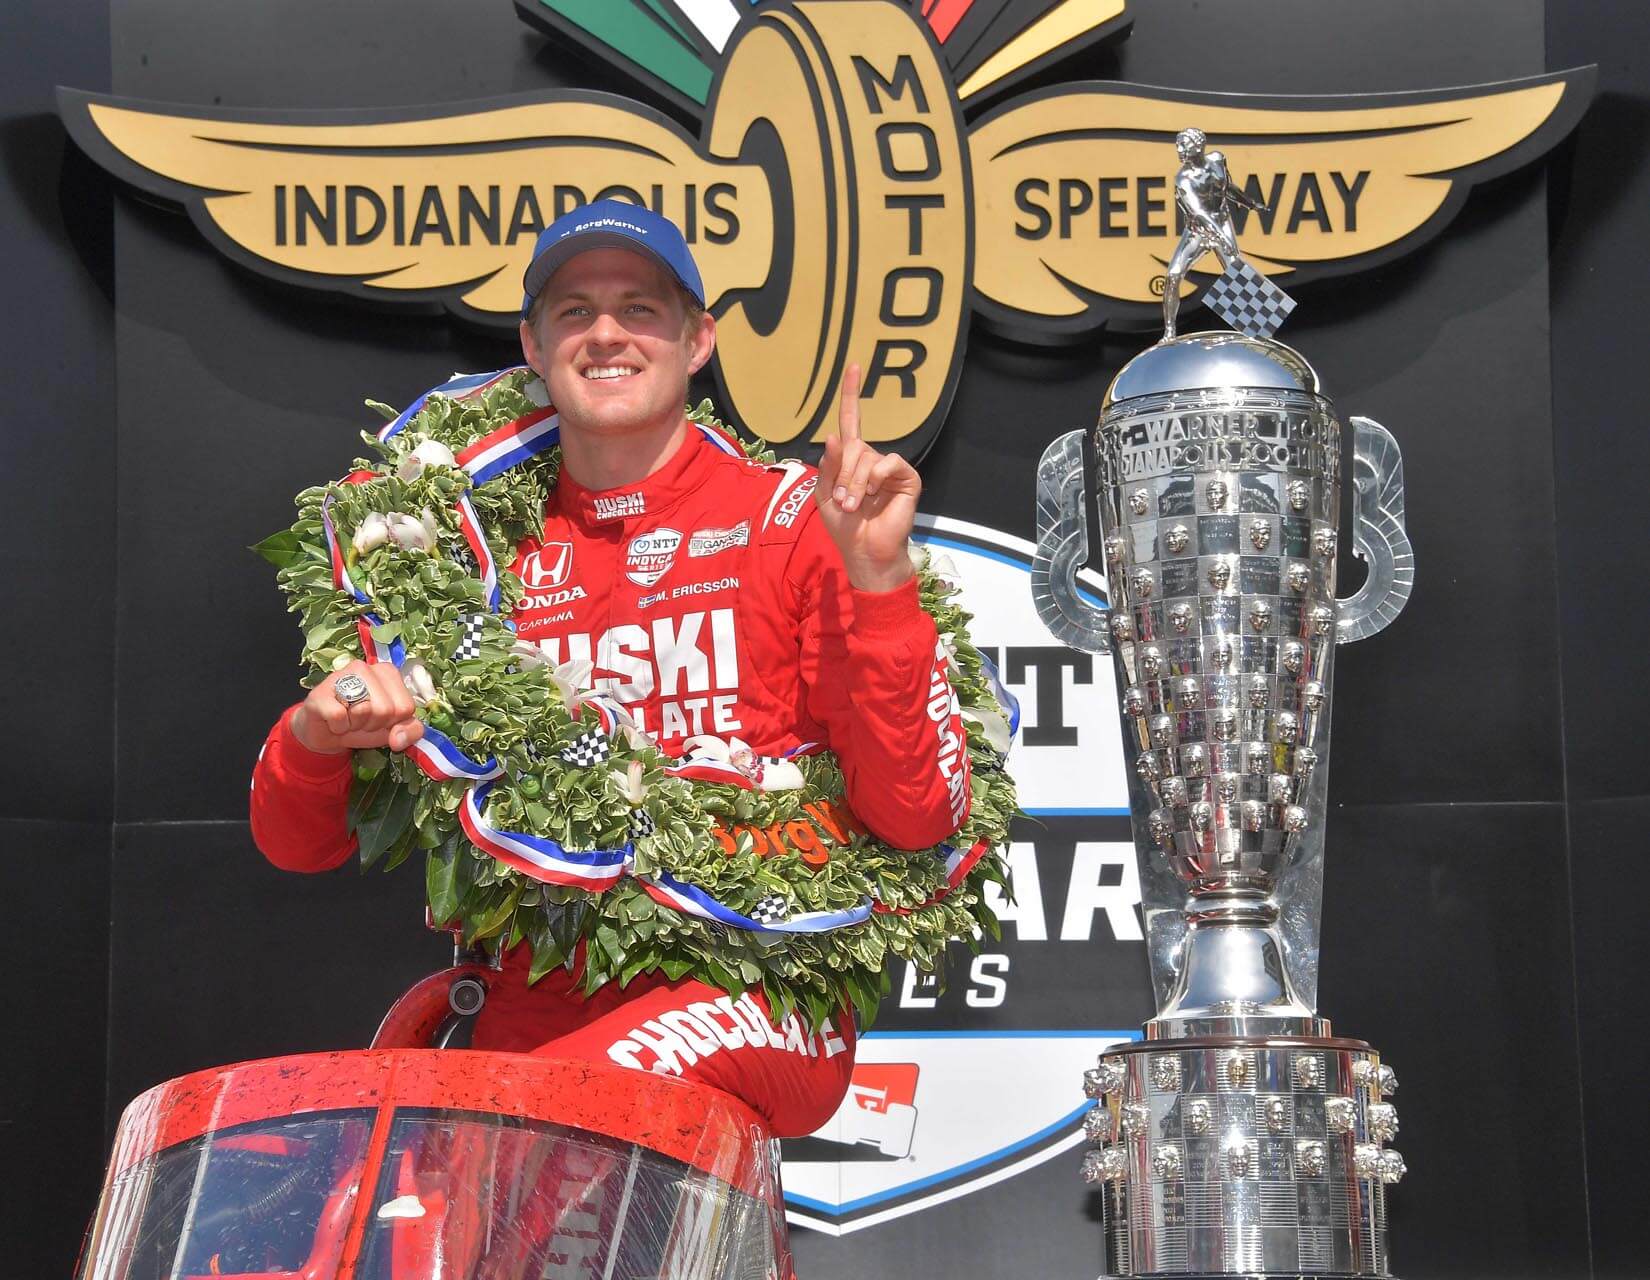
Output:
(1032, 128), (1416, 1278)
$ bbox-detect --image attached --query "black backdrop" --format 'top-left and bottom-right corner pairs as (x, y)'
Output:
(3, 1), (1646, 1275)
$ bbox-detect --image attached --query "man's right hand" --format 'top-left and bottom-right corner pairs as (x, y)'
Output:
(290, 660), (425, 756)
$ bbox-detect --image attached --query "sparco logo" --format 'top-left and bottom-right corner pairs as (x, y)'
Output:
(59, 1), (1590, 461)
(774, 477), (817, 529)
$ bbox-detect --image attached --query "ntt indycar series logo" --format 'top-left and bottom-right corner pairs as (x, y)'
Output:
(779, 514), (1144, 1234)
(625, 528), (684, 587)
(60, 0), (1589, 461)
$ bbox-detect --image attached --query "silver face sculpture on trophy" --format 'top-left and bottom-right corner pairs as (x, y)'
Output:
(1032, 128), (1416, 1278)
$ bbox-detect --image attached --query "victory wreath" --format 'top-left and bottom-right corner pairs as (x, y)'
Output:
(257, 369), (1019, 1030)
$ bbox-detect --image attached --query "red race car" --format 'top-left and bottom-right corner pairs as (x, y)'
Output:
(77, 959), (794, 1280)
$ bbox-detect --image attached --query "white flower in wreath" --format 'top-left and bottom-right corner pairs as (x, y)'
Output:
(909, 543), (961, 594)
(395, 437), (458, 483)
(355, 508), (438, 556)
(549, 659), (595, 705)
(400, 656), (438, 707)
(351, 511), (390, 556)
(611, 759), (649, 805)
(681, 735), (806, 791)
(547, 659), (647, 745)
(510, 638), (546, 670)
(927, 551), (961, 586)
(388, 510), (440, 554)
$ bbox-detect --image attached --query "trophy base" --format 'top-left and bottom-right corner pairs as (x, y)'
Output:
(1082, 1034), (1405, 1279)
(1120, 1273), (1400, 1280)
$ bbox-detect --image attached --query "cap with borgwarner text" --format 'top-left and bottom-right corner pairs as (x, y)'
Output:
(520, 198), (706, 317)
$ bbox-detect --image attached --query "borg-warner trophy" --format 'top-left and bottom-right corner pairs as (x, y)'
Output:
(1032, 128), (1416, 1278)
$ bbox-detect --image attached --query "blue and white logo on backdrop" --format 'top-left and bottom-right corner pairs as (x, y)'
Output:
(783, 1030), (1138, 1235)
(780, 516), (1141, 1235)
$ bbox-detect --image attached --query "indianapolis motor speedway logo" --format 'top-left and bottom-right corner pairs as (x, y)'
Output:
(59, 0), (1588, 460)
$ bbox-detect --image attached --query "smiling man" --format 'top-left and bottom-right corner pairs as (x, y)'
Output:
(250, 200), (969, 1138)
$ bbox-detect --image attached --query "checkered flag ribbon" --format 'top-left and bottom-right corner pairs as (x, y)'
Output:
(443, 537), (479, 577)
(450, 612), (488, 662)
(1203, 261), (1296, 339)
(627, 808), (656, 840)
(559, 729), (612, 767)
(747, 895), (790, 927)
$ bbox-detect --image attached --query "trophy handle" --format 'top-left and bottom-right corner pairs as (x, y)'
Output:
(1336, 416), (1415, 644)
(1032, 429), (1111, 655)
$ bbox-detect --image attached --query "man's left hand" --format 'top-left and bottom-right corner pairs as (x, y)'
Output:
(816, 364), (919, 593)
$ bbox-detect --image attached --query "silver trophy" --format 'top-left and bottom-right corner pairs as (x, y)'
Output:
(1032, 129), (1415, 1278)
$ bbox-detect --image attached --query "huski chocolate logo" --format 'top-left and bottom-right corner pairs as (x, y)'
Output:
(59, 0), (1591, 458)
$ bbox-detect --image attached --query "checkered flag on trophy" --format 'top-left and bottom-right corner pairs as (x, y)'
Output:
(1203, 260), (1296, 339)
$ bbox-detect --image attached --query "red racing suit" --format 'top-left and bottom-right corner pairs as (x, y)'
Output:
(250, 424), (972, 1136)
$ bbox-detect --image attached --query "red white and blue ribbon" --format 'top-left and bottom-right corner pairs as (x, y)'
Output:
(376, 368), (520, 442)
(460, 782), (630, 889)
(691, 420), (744, 457)
(455, 407), (561, 485)
(406, 727), (505, 784)
(321, 494), (404, 665)
(453, 492), (500, 613)
(466, 779), (881, 928)
(573, 693), (628, 737)
(942, 838), (990, 886)
(638, 873), (874, 934)
(462, 773), (979, 934)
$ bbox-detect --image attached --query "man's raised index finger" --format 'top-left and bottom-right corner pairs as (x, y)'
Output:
(837, 362), (862, 444)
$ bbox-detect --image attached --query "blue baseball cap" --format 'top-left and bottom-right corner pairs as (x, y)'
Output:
(520, 199), (706, 318)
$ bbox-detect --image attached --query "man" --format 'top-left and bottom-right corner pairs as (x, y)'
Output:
(250, 200), (970, 1138)
(1161, 126), (1268, 338)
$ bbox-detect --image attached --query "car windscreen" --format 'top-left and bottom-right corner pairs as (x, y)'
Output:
(352, 1109), (784, 1280)
(78, 1109), (375, 1280)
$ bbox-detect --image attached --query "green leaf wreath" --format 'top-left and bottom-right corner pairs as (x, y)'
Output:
(260, 370), (1019, 1030)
